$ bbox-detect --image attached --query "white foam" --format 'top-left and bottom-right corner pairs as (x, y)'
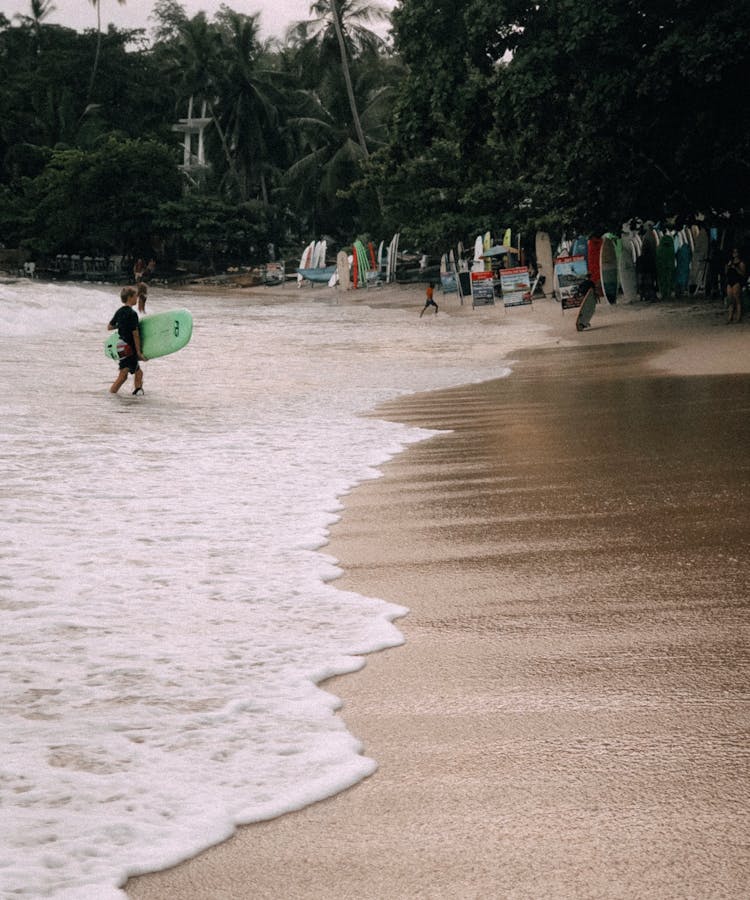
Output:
(0, 281), (551, 897)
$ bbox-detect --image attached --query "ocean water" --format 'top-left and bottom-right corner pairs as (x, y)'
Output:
(0, 279), (550, 899)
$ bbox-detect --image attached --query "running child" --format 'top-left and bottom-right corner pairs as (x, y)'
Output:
(420, 282), (439, 317)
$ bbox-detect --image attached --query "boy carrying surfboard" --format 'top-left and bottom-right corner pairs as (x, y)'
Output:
(108, 286), (146, 395)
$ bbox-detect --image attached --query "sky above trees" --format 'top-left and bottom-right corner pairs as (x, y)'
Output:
(0, 0), (394, 41)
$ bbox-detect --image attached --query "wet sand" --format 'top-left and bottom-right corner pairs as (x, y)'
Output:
(127, 295), (749, 899)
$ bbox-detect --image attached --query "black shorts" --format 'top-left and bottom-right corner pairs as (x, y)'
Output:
(119, 354), (141, 374)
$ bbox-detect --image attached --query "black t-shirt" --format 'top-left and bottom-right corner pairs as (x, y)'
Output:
(110, 305), (139, 343)
(576, 277), (596, 297)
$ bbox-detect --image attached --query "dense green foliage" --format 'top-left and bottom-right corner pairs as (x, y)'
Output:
(0, 0), (397, 264)
(491, 0), (750, 231)
(0, 0), (747, 264)
(1, 137), (180, 255)
(370, 0), (750, 248)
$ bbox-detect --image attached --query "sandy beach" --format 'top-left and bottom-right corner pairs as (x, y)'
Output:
(127, 286), (749, 899)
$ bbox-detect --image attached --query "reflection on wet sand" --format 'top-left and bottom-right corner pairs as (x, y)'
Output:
(128, 338), (750, 900)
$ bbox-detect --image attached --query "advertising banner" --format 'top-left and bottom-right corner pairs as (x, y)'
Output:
(554, 255), (588, 309)
(470, 270), (495, 307)
(499, 266), (532, 307)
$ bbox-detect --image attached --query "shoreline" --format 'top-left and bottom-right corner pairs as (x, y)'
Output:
(126, 290), (749, 899)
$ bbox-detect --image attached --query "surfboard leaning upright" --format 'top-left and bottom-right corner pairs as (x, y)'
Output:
(656, 234), (676, 300)
(600, 234), (619, 304)
(587, 235), (603, 297)
(535, 231), (554, 297)
(336, 250), (350, 291)
(619, 234), (638, 302)
(105, 308), (193, 361)
(575, 290), (597, 331)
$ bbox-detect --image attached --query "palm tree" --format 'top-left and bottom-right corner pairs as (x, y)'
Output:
(86, 0), (126, 107)
(282, 45), (399, 235)
(162, 11), (222, 104)
(213, 9), (285, 203)
(160, 13), (237, 190)
(14, 0), (56, 50)
(327, 1), (367, 155)
(287, 0), (391, 158)
(161, 10), (287, 204)
(14, 0), (56, 28)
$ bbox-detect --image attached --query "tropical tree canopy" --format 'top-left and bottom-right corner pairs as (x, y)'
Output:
(2, 136), (180, 255)
(0, 0), (747, 263)
(371, 0), (750, 247)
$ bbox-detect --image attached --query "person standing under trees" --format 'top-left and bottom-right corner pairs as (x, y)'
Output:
(725, 247), (745, 324)
(143, 259), (156, 282)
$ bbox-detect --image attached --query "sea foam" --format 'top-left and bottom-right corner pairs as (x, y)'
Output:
(0, 278), (550, 897)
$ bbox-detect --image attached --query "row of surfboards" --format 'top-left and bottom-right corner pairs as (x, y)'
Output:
(557, 223), (710, 304)
(439, 221), (711, 307)
(468, 229), (518, 270)
(296, 234), (400, 288)
(437, 229), (522, 292)
(435, 229), (520, 271)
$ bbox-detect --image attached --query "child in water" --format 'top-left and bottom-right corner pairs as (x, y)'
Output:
(420, 282), (439, 317)
(108, 286), (146, 395)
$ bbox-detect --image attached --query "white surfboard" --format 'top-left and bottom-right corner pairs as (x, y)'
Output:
(390, 233), (400, 281)
(690, 227), (709, 293)
(619, 234), (638, 302)
(298, 241), (315, 285)
(535, 231), (554, 298)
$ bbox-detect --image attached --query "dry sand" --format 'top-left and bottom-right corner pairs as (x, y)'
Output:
(127, 286), (749, 899)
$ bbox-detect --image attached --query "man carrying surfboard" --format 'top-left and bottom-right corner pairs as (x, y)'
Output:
(108, 286), (146, 395)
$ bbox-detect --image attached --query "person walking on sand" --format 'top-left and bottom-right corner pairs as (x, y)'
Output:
(136, 281), (148, 315)
(133, 258), (145, 283)
(725, 247), (745, 324)
(420, 282), (439, 317)
(108, 286), (146, 395)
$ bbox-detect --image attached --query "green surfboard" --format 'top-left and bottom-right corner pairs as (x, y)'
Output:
(656, 235), (675, 301)
(353, 240), (370, 287)
(105, 308), (193, 361)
